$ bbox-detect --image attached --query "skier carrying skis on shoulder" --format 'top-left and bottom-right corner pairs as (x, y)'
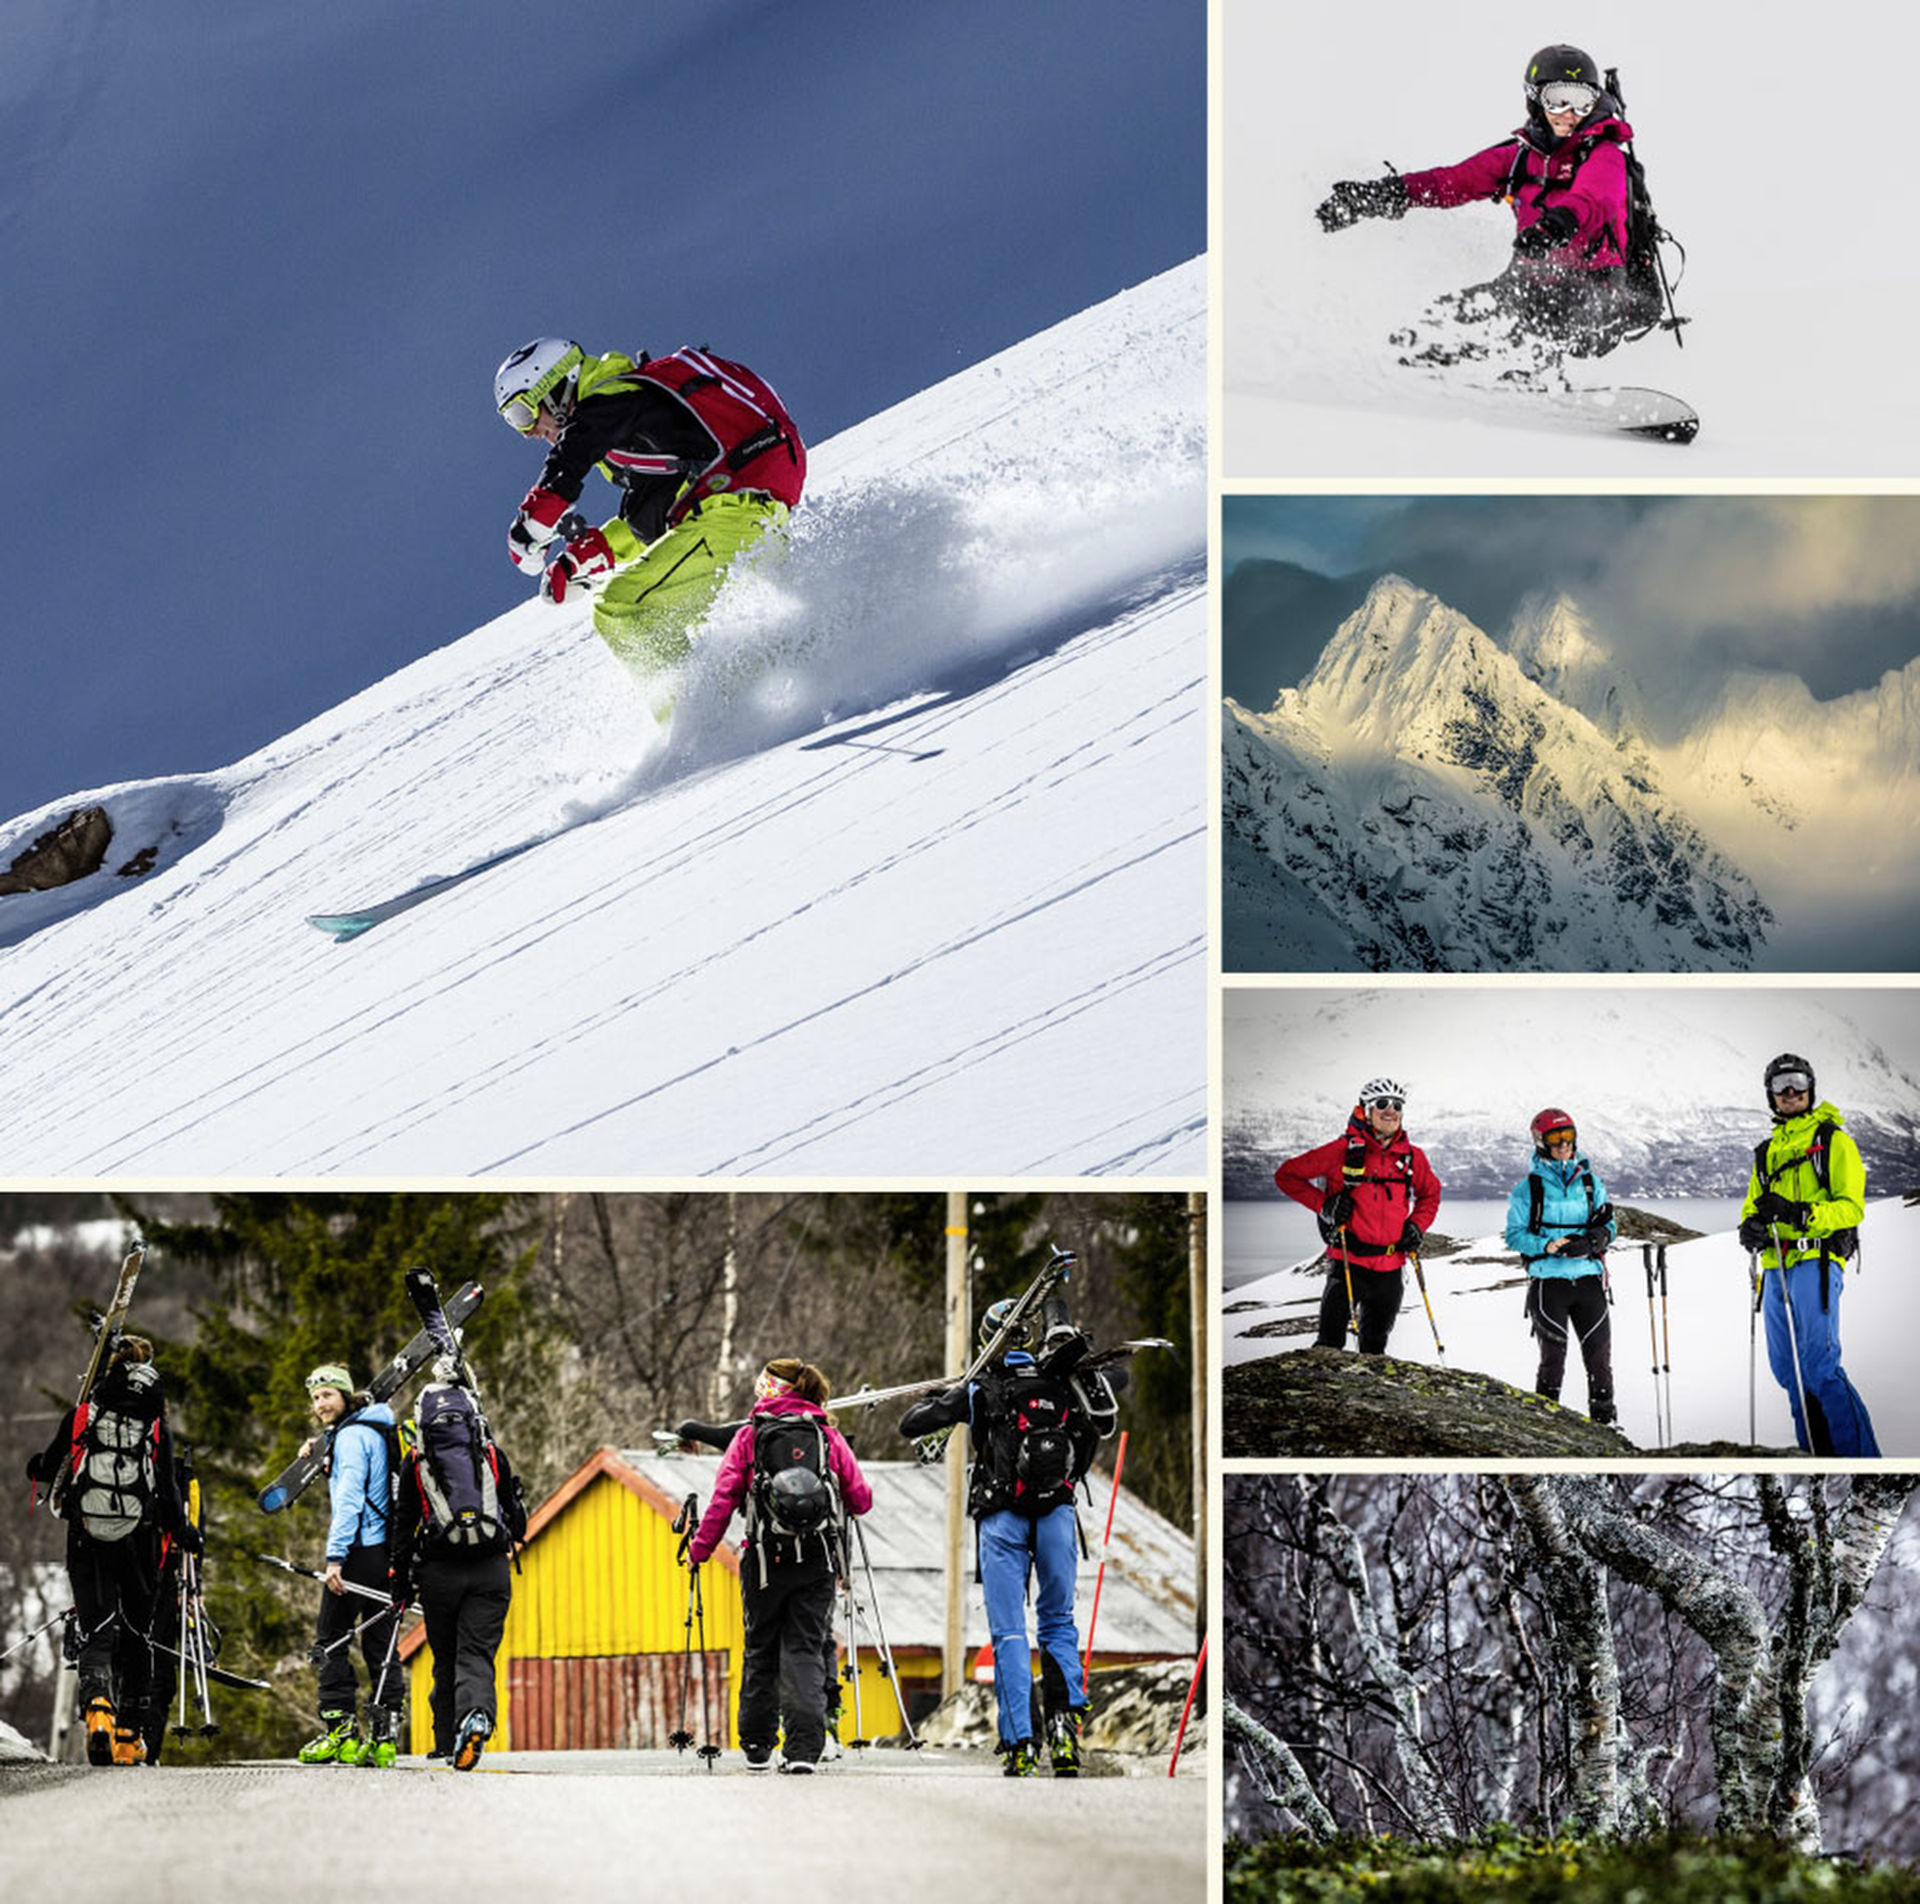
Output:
(25, 1336), (199, 1766)
(898, 1291), (1125, 1779)
(1275, 1077), (1442, 1356)
(389, 1358), (526, 1771)
(1315, 44), (1661, 377)
(1506, 1107), (1618, 1424)
(1736, 1053), (1876, 1456)
(684, 1359), (871, 1774)
(295, 1364), (404, 1767)
(496, 337), (806, 710)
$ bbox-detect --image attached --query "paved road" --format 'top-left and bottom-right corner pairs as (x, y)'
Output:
(0, 1745), (1207, 1904)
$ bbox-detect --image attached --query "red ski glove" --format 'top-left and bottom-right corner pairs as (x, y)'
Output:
(541, 527), (619, 604)
(509, 486), (570, 573)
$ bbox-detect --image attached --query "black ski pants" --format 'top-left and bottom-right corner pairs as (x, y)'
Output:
(1527, 1272), (1613, 1413)
(739, 1549), (836, 1766)
(418, 1550), (512, 1754)
(1316, 1262), (1405, 1355)
(311, 1539), (401, 1719)
(68, 1523), (163, 1725)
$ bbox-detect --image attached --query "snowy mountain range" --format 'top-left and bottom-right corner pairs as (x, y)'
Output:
(0, 262), (1206, 1177)
(1223, 988), (1920, 1204)
(1224, 576), (1920, 971)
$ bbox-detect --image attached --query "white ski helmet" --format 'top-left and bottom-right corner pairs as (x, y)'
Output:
(1358, 1077), (1408, 1110)
(494, 337), (584, 434)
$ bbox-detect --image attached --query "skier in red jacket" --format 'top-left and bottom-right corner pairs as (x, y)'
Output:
(1275, 1077), (1443, 1354)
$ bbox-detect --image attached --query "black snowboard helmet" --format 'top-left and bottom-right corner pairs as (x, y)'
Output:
(1525, 44), (1605, 122)
(767, 1464), (830, 1535)
(1764, 1052), (1816, 1110)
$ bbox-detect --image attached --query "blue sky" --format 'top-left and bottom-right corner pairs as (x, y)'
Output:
(1, 0), (1202, 825)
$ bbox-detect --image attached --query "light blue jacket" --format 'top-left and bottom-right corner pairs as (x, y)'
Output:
(324, 1402), (395, 1560)
(1506, 1152), (1615, 1279)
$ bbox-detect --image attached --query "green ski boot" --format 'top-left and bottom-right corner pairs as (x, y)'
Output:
(298, 1711), (360, 1765)
(999, 1738), (1040, 1778)
(1047, 1707), (1084, 1778)
(360, 1708), (400, 1768)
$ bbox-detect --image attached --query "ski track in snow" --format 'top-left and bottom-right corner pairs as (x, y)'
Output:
(0, 264), (1207, 1178)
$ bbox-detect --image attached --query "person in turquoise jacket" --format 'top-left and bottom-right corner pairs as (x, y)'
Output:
(1506, 1107), (1617, 1424)
(296, 1366), (403, 1766)
(1737, 1053), (1876, 1456)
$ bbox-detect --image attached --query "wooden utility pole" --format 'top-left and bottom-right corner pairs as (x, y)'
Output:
(943, 1192), (970, 1696)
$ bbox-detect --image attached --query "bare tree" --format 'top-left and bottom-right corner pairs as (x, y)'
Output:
(1225, 1473), (1920, 1856)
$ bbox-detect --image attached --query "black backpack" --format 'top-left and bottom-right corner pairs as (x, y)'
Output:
(745, 1413), (838, 1582)
(972, 1365), (1079, 1520)
(68, 1362), (163, 1543)
(413, 1384), (521, 1555)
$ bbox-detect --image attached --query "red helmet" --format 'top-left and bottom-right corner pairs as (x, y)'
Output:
(1530, 1107), (1577, 1154)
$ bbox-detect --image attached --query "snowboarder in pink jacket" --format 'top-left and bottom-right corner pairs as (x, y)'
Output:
(1315, 45), (1662, 374)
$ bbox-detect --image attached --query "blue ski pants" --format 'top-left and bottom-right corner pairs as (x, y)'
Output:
(1763, 1255), (1878, 1457)
(979, 1506), (1085, 1748)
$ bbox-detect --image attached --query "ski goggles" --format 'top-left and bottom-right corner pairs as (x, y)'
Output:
(1362, 1095), (1405, 1113)
(1537, 81), (1599, 117)
(1539, 1126), (1577, 1147)
(1769, 1073), (1813, 1097)
(498, 391), (545, 434)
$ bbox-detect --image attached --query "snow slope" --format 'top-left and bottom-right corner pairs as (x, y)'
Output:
(0, 263), (1206, 1178)
(1221, 1), (1920, 475)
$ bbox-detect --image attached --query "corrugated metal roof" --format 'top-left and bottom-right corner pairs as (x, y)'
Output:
(616, 1448), (1197, 1657)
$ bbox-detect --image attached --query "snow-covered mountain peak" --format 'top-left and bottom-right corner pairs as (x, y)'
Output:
(1503, 591), (1647, 744)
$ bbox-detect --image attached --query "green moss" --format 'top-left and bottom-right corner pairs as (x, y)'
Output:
(1225, 1832), (1920, 1903)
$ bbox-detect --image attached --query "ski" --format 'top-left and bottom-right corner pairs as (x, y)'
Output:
(255, 1279), (484, 1512)
(150, 1646), (271, 1694)
(827, 1248), (1077, 1413)
(402, 1264), (475, 1385)
(48, 1242), (148, 1517)
(306, 838), (547, 941)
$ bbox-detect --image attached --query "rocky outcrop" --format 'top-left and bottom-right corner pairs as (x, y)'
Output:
(0, 807), (113, 895)
(1224, 1345), (1800, 1460)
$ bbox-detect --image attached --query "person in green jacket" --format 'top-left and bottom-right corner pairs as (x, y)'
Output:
(1736, 1053), (1876, 1455)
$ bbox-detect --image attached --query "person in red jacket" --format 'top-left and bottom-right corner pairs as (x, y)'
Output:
(1314, 44), (1661, 376)
(1275, 1077), (1443, 1354)
(684, 1359), (872, 1773)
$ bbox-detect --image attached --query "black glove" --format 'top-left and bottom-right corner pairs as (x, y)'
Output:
(1397, 1221), (1425, 1253)
(1513, 204), (1579, 255)
(1737, 1214), (1774, 1252)
(1322, 1188), (1356, 1229)
(24, 1451), (47, 1485)
(1578, 1226), (1614, 1260)
(1316, 176), (1408, 232)
(1752, 1191), (1811, 1230)
(174, 1522), (204, 1556)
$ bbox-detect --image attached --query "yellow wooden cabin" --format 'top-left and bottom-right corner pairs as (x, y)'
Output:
(399, 1442), (1194, 1757)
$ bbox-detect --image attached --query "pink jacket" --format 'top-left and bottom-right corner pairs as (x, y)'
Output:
(686, 1393), (872, 1564)
(1402, 116), (1633, 270)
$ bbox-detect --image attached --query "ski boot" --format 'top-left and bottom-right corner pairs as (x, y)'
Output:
(1590, 1393), (1619, 1427)
(453, 1708), (492, 1772)
(1046, 1707), (1084, 1779)
(999, 1738), (1040, 1779)
(84, 1696), (117, 1767)
(359, 1708), (400, 1768)
(111, 1724), (147, 1767)
(298, 1710), (361, 1765)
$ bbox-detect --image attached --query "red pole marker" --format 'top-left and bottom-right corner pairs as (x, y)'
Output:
(1081, 1430), (1128, 1695)
(1168, 1633), (1208, 1777)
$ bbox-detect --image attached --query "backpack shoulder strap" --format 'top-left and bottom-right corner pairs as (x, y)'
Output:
(1528, 1170), (1544, 1233)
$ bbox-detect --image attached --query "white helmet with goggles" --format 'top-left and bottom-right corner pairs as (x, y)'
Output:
(495, 337), (584, 435)
(1358, 1077), (1408, 1111)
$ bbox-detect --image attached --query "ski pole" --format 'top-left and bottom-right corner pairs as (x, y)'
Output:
(1769, 1223), (1816, 1453)
(1640, 1245), (1664, 1449)
(1408, 1251), (1445, 1364)
(1168, 1634), (1207, 1778)
(669, 1496), (699, 1752)
(1747, 1249), (1762, 1450)
(254, 1553), (398, 1607)
(0, 1607), (71, 1664)
(1651, 1243), (1666, 1435)
(1082, 1431), (1128, 1697)
(847, 1515), (919, 1748)
(691, 1560), (718, 1768)
(1335, 1227), (1359, 1342)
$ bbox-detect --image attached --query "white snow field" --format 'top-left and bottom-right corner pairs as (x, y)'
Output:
(0, 263), (1207, 1178)
(1224, 1196), (1920, 1458)
(1221, 3), (1920, 475)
